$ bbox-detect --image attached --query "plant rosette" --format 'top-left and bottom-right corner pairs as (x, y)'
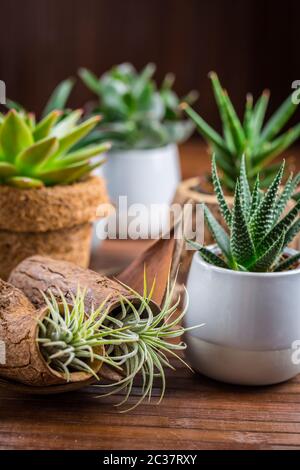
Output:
(96, 143), (181, 239)
(184, 157), (300, 386)
(0, 109), (110, 279)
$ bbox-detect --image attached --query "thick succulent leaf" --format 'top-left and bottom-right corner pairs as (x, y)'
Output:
(209, 72), (235, 152)
(198, 246), (229, 269)
(243, 94), (254, 141)
(284, 219), (300, 247)
(274, 252), (300, 272)
(6, 176), (44, 189)
(211, 155), (232, 226)
(222, 90), (245, 153)
(0, 162), (17, 177)
(32, 110), (61, 141)
(78, 68), (101, 95)
(1, 110), (33, 162)
(250, 162), (284, 243)
(230, 181), (255, 266)
(259, 198), (300, 252)
(259, 93), (298, 144)
(53, 142), (110, 167)
(181, 104), (231, 156)
(273, 173), (296, 224)
(43, 78), (75, 117)
(16, 137), (58, 169)
(252, 90), (270, 142)
(51, 110), (83, 139)
(239, 155), (251, 216)
(54, 116), (101, 157)
(203, 205), (232, 262)
(249, 175), (260, 218)
(64, 158), (105, 184)
(249, 232), (284, 272)
(35, 161), (90, 185)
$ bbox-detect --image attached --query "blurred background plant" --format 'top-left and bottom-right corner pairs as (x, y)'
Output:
(77, 63), (198, 150)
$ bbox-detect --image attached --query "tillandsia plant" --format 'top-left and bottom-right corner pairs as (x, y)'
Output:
(189, 156), (300, 272)
(0, 109), (110, 188)
(182, 72), (300, 191)
(77, 62), (198, 150)
(37, 273), (202, 411)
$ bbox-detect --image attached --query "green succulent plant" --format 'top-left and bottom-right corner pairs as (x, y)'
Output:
(0, 109), (109, 188)
(38, 273), (202, 411)
(77, 62), (198, 150)
(182, 72), (300, 192)
(189, 156), (300, 272)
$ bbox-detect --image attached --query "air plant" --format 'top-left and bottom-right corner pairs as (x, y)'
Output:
(0, 108), (109, 188)
(182, 72), (300, 191)
(189, 156), (300, 272)
(77, 62), (198, 150)
(37, 272), (202, 411)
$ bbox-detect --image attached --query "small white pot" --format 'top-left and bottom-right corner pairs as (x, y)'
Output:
(98, 144), (181, 238)
(184, 246), (300, 385)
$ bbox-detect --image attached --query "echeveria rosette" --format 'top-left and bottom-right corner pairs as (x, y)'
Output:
(77, 63), (198, 150)
(182, 72), (300, 192)
(189, 155), (300, 272)
(0, 109), (110, 188)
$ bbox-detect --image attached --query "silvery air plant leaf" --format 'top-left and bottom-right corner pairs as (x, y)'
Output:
(182, 72), (300, 192)
(0, 108), (110, 188)
(77, 63), (198, 150)
(37, 271), (203, 412)
(188, 155), (300, 272)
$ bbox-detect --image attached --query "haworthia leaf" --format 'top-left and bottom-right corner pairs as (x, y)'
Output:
(274, 252), (300, 272)
(284, 219), (300, 247)
(203, 205), (232, 262)
(252, 90), (270, 142)
(211, 155), (232, 226)
(222, 90), (245, 153)
(198, 247), (229, 269)
(239, 155), (251, 216)
(250, 162), (284, 244)
(249, 175), (260, 219)
(249, 232), (285, 272)
(230, 181), (255, 266)
(259, 93), (298, 144)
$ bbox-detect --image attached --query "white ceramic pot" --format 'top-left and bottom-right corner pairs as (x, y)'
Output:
(99, 144), (181, 238)
(184, 246), (300, 385)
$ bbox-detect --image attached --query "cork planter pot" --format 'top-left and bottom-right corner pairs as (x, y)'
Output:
(0, 176), (109, 280)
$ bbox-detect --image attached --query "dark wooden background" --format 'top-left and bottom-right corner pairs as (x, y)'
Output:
(0, 0), (300, 129)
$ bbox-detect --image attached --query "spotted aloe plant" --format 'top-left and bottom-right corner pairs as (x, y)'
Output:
(0, 109), (110, 188)
(189, 156), (300, 272)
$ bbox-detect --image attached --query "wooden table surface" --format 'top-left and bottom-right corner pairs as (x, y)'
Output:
(1, 141), (300, 451)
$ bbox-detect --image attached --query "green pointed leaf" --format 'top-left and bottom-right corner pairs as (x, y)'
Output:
(36, 161), (89, 185)
(0, 162), (17, 178)
(284, 219), (300, 247)
(243, 93), (254, 141)
(250, 162), (284, 243)
(43, 78), (75, 117)
(51, 110), (83, 139)
(260, 93), (298, 143)
(1, 110), (33, 162)
(274, 252), (300, 272)
(230, 181), (255, 266)
(54, 116), (101, 157)
(16, 137), (58, 169)
(249, 232), (284, 272)
(252, 90), (270, 142)
(6, 176), (44, 189)
(198, 246), (229, 269)
(33, 110), (61, 141)
(222, 90), (245, 153)
(273, 173), (298, 223)
(52, 142), (110, 168)
(203, 205), (232, 262)
(239, 155), (251, 216)
(78, 68), (101, 95)
(249, 175), (260, 218)
(211, 155), (232, 226)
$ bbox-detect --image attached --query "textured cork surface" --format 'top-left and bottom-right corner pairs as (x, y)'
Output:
(0, 223), (92, 280)
(0, 280), (104, 386)
(0, 176), (109, 232)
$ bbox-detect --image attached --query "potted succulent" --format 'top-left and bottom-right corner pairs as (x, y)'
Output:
(176, 72), (300, 244)
(78, 63), (197, 237)
(184, 156), (300, 385)
(0, 108), (110, 279)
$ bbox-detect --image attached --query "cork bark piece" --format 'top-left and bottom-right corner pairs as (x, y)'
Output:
(0, 223), (92, 281)
(0, 176), (109, 233)
(9, 255), (154, 315)
(0, 279), (104, 386)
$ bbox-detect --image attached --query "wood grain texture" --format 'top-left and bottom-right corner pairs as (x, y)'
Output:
(0, 142), (300, 449)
